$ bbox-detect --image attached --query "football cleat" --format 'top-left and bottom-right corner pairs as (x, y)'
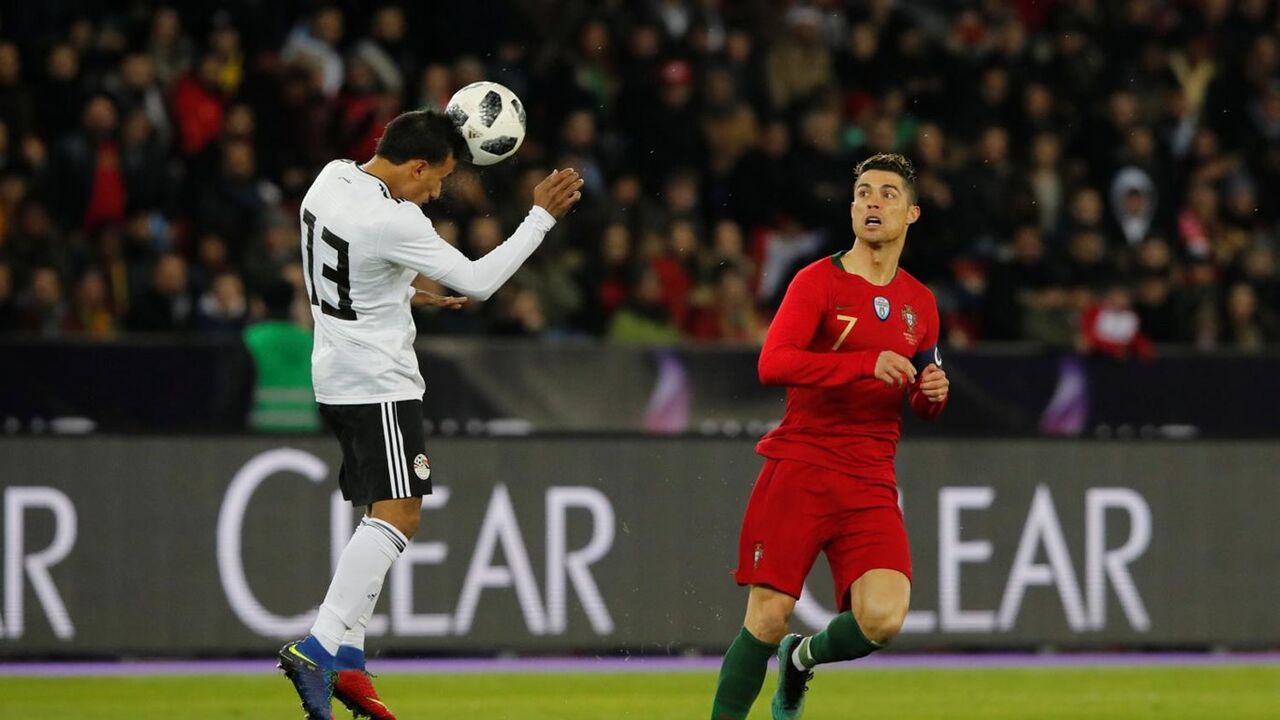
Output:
(771, 633), (814, 720)
(278, 637), (336, 720)
(334, 669), (397, 719)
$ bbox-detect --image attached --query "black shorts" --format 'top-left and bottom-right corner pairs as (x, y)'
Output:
(319, 399), (432, 506)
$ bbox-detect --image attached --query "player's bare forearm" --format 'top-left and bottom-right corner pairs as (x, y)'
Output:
(410, 276), (467, 309)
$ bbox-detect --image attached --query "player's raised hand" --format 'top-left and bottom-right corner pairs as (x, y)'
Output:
(412, 288), (468, 310)
(874, 350), (917, 387)
(534, 168), (584, 219)
(918, 363), (949, 403)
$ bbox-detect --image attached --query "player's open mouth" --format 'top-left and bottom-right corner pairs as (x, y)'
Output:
(865, 216), (882, 227)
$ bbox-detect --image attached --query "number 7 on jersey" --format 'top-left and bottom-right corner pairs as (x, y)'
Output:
(832, 314), (857, 350)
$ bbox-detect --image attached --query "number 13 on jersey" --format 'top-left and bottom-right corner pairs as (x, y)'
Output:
(303, 208), (357, 320)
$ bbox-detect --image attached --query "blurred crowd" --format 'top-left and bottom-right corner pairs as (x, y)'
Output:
(0, 0), (1277, 353)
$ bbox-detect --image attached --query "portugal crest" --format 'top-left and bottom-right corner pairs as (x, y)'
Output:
(873, 296), (891, 321)
(902, 304), (918, 343)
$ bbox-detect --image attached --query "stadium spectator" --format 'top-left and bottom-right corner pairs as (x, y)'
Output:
(1132, 238), (1183, 343)
(18, 265), (65, 336)
(765, 6), (833, 112)
(578, 221), (632, 334)
(65, 269), (117, 339)
(194, 272), (248, 334)
(491, 287), (548, 337)
(1221, 281), (1276, 351)
(191, 140), (270, 247)
(171, 53), (226, 157)
(352, 6), (413, 97)
(0, 42), (33, 139)
(608, 264), (681, 344)
(1079, 283), (1154, 361)
(688, 264), (764, 343)
(127, 252), (192, 332)
(281, 7), (345, 98)
(242, 279), (319, 432)
(57, 95), (127, 233)
(110, 53), (171, 148)
(37, 43), (85, 142)
(147, 7), (194, 88)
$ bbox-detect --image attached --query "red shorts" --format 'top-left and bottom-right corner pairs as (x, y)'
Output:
(734, 457), (911, 613)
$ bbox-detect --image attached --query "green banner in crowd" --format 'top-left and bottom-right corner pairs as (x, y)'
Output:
(0, 437), (1277, 656)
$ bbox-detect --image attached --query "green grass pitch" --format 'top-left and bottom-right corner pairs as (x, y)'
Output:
(3, 666), (1278, 719)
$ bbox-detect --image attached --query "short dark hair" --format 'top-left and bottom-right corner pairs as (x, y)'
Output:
(853, 153), (917, 203)
(375, 110), (469, 165)
(260, 280), (295, 319)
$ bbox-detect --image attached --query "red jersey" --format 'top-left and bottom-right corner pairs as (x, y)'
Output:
(755, 253), (946, 480)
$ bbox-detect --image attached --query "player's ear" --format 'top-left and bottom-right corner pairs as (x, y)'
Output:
(906, 204), (921, 225)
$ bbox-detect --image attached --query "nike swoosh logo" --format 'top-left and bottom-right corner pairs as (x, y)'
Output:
(367, 699), (387, 709)
(288, 645), (316, 666)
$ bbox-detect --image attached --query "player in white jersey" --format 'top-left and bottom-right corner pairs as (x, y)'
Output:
(278, 110), (582, 720)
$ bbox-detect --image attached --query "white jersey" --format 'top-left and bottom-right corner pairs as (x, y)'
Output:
(300, 159), (556, 404)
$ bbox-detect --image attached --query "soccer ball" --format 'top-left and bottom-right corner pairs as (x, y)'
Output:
(445, 81), (527, 166)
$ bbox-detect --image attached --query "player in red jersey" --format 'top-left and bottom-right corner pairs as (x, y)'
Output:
(710, 153), (949, 720)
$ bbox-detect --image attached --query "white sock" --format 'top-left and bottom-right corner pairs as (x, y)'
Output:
(311, 517), (406, 655)
(341, 589), (379, 651)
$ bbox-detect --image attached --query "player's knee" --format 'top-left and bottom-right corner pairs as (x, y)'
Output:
(747, 612), (790, 645)
(371, 500), (422, 539)
(745, 597), (794, 644)
(856, 600), (907, 645)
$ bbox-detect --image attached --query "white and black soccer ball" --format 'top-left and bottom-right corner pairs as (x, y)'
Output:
(445, 81), (526, 166)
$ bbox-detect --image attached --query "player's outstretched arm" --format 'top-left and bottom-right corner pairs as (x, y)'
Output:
(378, 169), (584, 301)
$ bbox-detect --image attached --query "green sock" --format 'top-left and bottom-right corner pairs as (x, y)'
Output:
(710, 627), (778, 720)
(799, 612), (882, 668)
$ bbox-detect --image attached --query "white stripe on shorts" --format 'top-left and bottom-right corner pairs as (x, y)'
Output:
(390, 402), (410, 498)
(380, 402), (404, 498)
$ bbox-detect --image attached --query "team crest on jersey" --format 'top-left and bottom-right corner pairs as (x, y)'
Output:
(902, 304), (918, 343)
(753, 543), (764, 569)
(873, 296), (891, 321)
(413, 454), (431, 480)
